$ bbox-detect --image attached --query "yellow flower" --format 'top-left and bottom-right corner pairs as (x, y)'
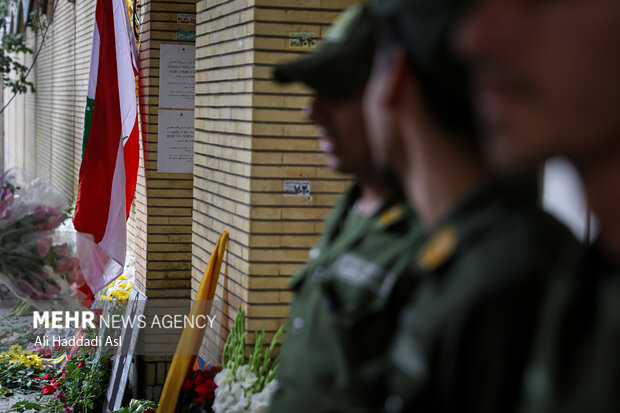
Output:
(118, 275), (126, 280)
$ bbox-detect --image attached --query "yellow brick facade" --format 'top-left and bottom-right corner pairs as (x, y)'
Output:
(193, 0), (356, 361)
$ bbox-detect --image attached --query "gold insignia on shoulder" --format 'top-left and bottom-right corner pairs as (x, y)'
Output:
(417, 226), (459, 271)
(378, 204), (405, 227)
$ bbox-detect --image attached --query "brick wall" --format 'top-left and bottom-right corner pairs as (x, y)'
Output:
(135, 0), (197, 399)
(193, 0), (356, 361)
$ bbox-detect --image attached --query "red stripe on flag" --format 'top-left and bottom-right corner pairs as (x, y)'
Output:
(124, 117), (139, 218)
(73, 0), (122, 243)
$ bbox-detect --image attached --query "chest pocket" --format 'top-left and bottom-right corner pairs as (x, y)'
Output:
(323, 252), (400, 328)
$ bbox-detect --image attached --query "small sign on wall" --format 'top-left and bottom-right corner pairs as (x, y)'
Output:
(177, 13), (196, 25)
(177, 30), (196, 42)
(284, 180), (311, 197)
(159, 44), (195, 109)
(157, 110), (194, 173)
(289, 33), (317, 49)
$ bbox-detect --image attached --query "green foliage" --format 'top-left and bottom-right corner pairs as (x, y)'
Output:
(0, 0), (51, 97)
(9, 348), (113, 413)
(221, 309), (284, 394)
(112, 399), (159, 413)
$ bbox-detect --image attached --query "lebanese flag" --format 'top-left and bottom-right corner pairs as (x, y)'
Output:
(73, 0), (139, 297)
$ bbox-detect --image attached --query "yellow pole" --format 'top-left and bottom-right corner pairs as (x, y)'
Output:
(157, 230), (229, 413)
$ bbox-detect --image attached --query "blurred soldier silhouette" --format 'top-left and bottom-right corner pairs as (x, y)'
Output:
(362, 1), (578, 412)
(268, 5), (424, 412)
(457, 0), (620, 411)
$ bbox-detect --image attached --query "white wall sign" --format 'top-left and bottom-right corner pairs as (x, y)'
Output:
(157, 110), (194, 173)
(284, 180), (311, 197)
(159, 44), (195, 109)
(177, 13), (195, 24)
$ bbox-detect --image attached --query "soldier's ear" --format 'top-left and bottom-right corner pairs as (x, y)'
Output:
(385, 48), (423, 118)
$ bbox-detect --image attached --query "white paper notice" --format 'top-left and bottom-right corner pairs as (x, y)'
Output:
(159, 44), (195, 109)
(157, 110), (194, 173)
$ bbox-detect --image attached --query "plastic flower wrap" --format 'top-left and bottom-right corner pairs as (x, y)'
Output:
(212, 310), (283, 413)
(0, 169), (88, 309)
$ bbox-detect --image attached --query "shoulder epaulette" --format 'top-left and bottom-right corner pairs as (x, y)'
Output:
(417, 225), (459, 271)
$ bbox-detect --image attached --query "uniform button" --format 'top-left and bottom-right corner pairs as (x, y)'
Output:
(384, 395), (403, 413)
(292, 317), (305, 335)
(312, 266), (325, 282)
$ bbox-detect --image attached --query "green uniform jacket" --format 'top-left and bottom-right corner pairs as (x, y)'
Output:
(269, 183), (424, 413)
(518, 243), (620, 413)
(384, 177), (579, 413)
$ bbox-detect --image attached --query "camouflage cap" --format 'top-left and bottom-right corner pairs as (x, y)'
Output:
(273, 4), (379, 97)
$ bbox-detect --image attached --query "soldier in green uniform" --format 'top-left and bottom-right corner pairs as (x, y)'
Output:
(456, 0), (620, 411)
(360, 1), (579, 412)
(268, 5), (424, 412)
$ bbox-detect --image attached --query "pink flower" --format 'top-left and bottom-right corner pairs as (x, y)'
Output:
(57, 393), (67, 404)
(65, 406), (75, 413)
(36, 237), (53, 258)
(0, 200), (11, 219)
(66, 264), (82, 284)
(55, 243), (71, 258)
(36, 207), (63, 231)
(0, 187), (12, 200)
(55, 258), (75, 274)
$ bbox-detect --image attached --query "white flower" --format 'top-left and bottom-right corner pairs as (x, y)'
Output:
(236, 365), (258, 390)
(214, 367), (234, 387)
(248, 380), (277, 413)
(213, 368), (251, 413)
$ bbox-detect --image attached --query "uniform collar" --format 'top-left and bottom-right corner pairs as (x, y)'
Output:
(415, 174), (539, 274)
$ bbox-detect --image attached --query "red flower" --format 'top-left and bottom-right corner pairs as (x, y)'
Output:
(194, 379), (216, 403)
(42, 384), (56, 394)
(194, 382), (210, 397)
(77, 361), (85, 368)
(143, 409), (155, 413)
(182, 379), (193, 392)
(44, 352), (52, 358)
(42, 374), (51, 380)
(51, 379), (56, 384)
(193, 396), (205, 404)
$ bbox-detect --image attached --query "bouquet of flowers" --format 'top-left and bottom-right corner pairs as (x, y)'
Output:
(177, 364), (221, 412)
(0, 169), (88, 309)
(212, 310), (284, 413)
